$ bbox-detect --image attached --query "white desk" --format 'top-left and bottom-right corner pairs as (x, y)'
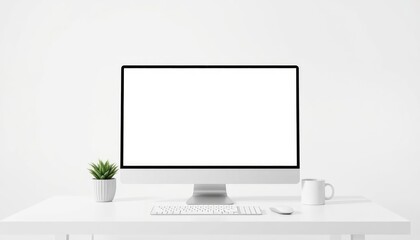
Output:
(0, 195), (410, 240)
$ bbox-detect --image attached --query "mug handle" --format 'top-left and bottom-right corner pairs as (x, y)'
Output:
(325, 183), (335, 200)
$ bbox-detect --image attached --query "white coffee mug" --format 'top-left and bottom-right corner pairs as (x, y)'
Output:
(301, 179), (334, 205)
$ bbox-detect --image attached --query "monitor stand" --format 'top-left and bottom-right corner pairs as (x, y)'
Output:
(186, 184), (234, 205)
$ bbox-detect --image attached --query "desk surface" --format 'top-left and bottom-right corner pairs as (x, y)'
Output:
(0, 195), (410, 235)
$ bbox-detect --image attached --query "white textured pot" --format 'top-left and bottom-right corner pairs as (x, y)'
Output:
(93, 178), (116, 202)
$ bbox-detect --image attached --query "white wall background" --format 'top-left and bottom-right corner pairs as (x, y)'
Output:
(0, 0), (419, 240)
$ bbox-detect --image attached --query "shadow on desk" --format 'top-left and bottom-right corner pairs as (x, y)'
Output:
(326, 197), (371, 205)
(233, 195), (371, 205)
(113, 196), (156, 202)
(117, 195), (371, 205)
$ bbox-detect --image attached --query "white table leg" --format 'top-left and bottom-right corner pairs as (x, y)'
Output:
(351, 234), (365, 240)
(55, 234), (69, 240)
(330, 235), (342, 240)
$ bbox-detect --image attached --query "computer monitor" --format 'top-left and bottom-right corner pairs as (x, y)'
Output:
(120, 65), (300, 205)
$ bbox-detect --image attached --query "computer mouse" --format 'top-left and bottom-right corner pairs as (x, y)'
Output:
(270, 206), (294, 215)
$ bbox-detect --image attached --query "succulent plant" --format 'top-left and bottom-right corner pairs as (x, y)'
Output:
(89, 159), (118, 179)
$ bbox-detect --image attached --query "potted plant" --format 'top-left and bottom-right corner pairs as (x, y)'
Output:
(88, 159), (118, 202)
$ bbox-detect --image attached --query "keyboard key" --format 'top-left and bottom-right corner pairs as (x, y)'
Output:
(151, 205), (262, 215)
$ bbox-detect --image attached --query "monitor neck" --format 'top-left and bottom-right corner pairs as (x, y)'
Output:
(186, 184), (234, 205)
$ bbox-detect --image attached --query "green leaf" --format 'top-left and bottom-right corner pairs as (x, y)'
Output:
(89, 169), (100, 179)
(89, 163), (100, 173)
(100, 170), (110, 179)
(89, 159), (119, 179)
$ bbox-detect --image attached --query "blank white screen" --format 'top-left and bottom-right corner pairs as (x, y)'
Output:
(123, 68), (297, 166)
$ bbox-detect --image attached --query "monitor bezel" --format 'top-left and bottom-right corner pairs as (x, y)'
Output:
(120, 65), (299, 169)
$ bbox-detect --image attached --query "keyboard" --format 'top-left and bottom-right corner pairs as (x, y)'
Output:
(151, 205), (262, 215)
